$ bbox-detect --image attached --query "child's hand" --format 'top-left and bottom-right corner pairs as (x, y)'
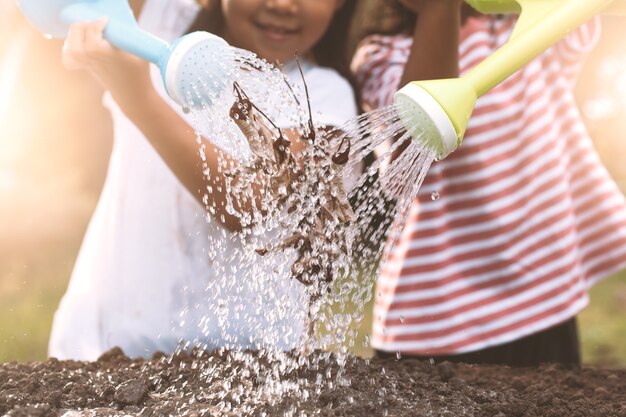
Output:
(399, 0), (464, 14)
(62, 18), (156, 115)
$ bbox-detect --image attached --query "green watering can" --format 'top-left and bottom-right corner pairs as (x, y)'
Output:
(395, 0), (626, 159)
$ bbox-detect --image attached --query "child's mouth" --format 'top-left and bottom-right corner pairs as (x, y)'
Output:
(255, 22), (299, 42)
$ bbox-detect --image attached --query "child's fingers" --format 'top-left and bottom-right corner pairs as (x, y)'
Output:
(84, 18), (113, 59)
(62, 22), (89, 70)
(62, 19), (113, 70)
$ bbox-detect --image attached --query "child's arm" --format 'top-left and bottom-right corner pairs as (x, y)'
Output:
(63, 19), (250, 232)
(388, 1), (465, 161)
(398, 0), (465, 86)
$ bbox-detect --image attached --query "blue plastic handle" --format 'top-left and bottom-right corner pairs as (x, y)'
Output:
(103, 19), (170, 65)
(59, 0), (170, 65)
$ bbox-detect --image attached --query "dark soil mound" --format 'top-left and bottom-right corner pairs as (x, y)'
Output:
(1, 348), (625, 416)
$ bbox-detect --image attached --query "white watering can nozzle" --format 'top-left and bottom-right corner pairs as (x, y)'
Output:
(394, 84), (459, 160)
(394, 78), (477, 160)
(162, 32), (232, 108)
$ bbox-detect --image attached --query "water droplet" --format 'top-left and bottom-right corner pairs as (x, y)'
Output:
(431, 191), (440, 201)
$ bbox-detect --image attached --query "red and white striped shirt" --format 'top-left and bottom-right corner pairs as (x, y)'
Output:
(352, 16), (626, 355)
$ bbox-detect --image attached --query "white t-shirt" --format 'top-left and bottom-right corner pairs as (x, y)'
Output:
(48, 0), (357, 360)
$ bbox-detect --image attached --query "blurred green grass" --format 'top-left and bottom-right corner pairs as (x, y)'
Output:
(0, 246), (77, 362)
(578, 269), (626, 367)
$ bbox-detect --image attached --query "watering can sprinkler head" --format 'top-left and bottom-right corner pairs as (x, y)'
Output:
(161, 32), (231, 108)
(394, 78), (477, 160)
(16, 0), (232, 108)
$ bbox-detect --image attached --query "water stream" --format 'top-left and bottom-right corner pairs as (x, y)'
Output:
(167, 48), (437, 411)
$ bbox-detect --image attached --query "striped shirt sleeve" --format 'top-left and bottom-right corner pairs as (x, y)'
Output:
(556, 17), (602, 65)
(351, 35), (406, 111)
(554, 17), (601, 85)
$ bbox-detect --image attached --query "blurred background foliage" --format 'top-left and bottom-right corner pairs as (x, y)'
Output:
(1, 1), (626, 366)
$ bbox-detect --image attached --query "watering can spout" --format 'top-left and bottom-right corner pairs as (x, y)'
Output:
(16, 0), (232, 108)
(395, 0), (625, 158)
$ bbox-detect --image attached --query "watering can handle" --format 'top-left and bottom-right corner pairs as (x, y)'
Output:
(60, 2), (170, 65)
(466, 0), (626, 16)
(463, 0), (616, 97)
(466, 1), (626, 43)
(465, 0), (521, 14)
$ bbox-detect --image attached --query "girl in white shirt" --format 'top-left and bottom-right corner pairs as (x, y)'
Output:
(49, 0), (358, 360)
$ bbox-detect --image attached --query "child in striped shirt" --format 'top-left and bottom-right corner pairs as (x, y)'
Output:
(351, 0), (626, 366)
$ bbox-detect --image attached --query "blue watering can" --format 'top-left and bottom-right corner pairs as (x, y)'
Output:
(17, 0), (232, 107)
